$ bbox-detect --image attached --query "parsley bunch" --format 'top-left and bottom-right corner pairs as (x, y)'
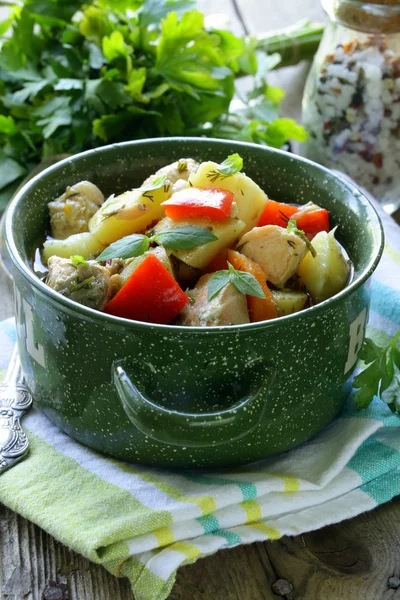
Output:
(0, 0), (312, 209)
(353, 332), (400, 413)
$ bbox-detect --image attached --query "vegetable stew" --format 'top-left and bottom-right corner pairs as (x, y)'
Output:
(36, 154), (352, 326)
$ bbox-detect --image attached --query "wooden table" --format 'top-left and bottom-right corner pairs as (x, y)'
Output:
(2, 1), (400, 599)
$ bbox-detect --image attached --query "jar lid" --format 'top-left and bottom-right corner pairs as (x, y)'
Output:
(322, 0), (400, 33)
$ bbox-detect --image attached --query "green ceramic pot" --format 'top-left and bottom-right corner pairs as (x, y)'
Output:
(4, 138), (384, 468)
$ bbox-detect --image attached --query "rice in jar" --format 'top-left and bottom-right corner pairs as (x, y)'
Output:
(302, 0), (400, 212)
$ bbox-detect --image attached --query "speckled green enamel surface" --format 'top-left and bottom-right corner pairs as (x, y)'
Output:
(4, 138), (384, 468)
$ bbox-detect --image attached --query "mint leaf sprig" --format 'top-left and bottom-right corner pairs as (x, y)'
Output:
(96, 226), (218, 262)
(208, 262), (265, 301)
(353, 332), (400, 412)
(206, 153), (243, 184)
(287, 219), (316, 257)
(70, 255), (88, 267)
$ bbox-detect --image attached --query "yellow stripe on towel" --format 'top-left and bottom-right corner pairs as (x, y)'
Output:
(241, 499), (262, 522)
(171, 541), (201, 560)
(385, 244), (400, 265)
(280, 475), (300, 493)
(250, 522), (281, 540)
(154, 526), (174, 547)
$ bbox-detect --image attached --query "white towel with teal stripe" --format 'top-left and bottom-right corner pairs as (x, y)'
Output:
(1, 204), (400, 600)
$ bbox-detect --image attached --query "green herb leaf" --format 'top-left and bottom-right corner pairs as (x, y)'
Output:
(227, 262), (265, 298)
(218, 153), (243, 175)
(70, 255), (88, 267)
(207, 271), (231, 301)
(207, 262), (265, 301)
(0, 115), (17, 135)
(0, 151), (26, 192)
(353, 331), (400, 412)
(287, 219), (317, 257)
(206, 153), (243, 183)
(152, 226), (218, 250)
(140, 175), (167, 193)
(70, 276), (96, 291)
(96, 234), (149, 262)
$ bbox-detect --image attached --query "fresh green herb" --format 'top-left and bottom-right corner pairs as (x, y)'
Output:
(70, 275), (96, 291)
(0, 0), (319, 210)
(353, 332), (400, 413)
(141, 175), (168, 202)
(218, 153), (243, 176)
(207, 262), (265, 301)
(96, 225), (217, 261)
(207, 153), (243, 183)
(154, 226), (217, 250)
(177, 159), (188, 172)
(96, 234), (150, 262)
(287, 219), (317, 257)
(70, 255), (88, 267)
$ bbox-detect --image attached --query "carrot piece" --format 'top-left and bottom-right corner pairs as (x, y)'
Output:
(104, 254), (189, 324)
(227, 250), (277, 322)
(258, 200), (298, 228)
(202, 249), (229, 274)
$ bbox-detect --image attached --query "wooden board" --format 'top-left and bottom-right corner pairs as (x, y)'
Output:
(3, 497), (400, 599)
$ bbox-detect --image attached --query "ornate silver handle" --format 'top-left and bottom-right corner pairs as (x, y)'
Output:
(0, 345), (32, 473)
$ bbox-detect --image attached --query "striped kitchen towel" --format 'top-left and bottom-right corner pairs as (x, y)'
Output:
(0, 203), (400, 600)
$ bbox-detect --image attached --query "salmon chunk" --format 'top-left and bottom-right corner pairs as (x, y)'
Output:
(237, 225), (308, 288)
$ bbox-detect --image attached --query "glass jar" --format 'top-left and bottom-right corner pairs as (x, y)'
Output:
(301, 0), (400, 212)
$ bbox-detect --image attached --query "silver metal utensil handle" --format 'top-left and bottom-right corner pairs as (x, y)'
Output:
(0, 345), (32, 473)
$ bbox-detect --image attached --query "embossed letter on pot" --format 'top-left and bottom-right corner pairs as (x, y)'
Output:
(4, 138), (384, 468)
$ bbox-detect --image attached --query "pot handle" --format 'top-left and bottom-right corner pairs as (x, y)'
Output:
(113, 361), (276, 448)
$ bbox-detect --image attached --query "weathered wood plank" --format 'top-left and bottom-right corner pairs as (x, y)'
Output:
(0, 504), (134, 600)
(171, 543), (282, 600)
(264, 498), (400, 600)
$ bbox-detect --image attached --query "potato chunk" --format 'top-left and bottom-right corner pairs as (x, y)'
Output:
(188, 161), (267, 233)
(297, 230), (350, 303)
(178, 274), (250, 327)
(48, 181), (104, 240)
(153, 216), (245, 270)
(272, 289), (308, 317)
(42, 232), (105, 263)
(238, 225), (308, 288)
(89, 184), (172, 246)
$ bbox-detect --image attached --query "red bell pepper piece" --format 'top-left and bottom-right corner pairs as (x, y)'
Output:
(257, 200), (298, 228)
(104, 254), (189, 324)
(162, 187), (234, 221)
(291, 206), (330, 240)
(258, 199), (330, 240)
